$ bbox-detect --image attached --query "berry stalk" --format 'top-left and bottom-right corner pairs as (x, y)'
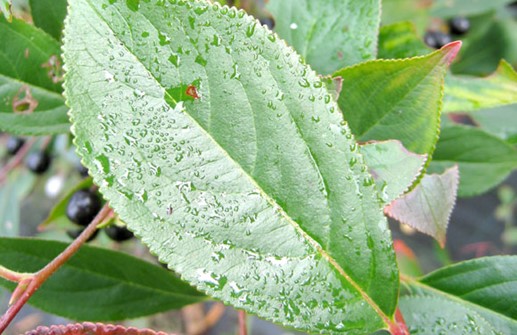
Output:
(0, 204), (113, 334)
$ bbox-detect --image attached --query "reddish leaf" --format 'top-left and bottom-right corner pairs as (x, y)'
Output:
(23, 323), (172, 335)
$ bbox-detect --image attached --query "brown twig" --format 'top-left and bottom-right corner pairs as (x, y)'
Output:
(237, 310), (247, 335)
(204, 303), (226, 330)
(0, 137), (36, 184)
(0, 204), (113, 334)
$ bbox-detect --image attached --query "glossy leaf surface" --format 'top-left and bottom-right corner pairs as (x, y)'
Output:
(0, 16), (69, 135)
(403, 256), (517, 334)
(29, 0), (68, 40)
(385, 166), (459, 247)
(334, 43), (460, 155)
(429, 126), (517, 197)
(0, 238), (205, 320)
(377, 21), (430, 60)
(444, 60), (517, 113)
(360, 140), (426, 204)
(267, 0), (380, 74)
(63, 0), (398, 333)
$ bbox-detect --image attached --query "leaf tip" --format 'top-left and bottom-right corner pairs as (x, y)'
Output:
(440, 41), (462, 66)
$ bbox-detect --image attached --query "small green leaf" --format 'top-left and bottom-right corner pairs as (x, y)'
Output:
(63, 0), (399, 333)
(444, 60), (517, 113)
(0, 16), (69, 135)
(404, 256), (517, 334)
(40, 177), (94, 229)
(385, 166), (459, 247)
(360, 140), (426, 204)
(470, 104), (517, 143)
(429, 126), (517, 197)
(29, 0), (68, 41)
(0, 238), (205, 321)
(267, 0), (381, 74)
(334, 42), (461, 155)
(377, 21), (431, 60)
(430, 0), (515, 18)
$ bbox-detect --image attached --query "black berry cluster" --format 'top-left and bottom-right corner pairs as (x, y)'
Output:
(66, 189), (102, 241)
(65, 188), (133, 242)
(424, 16), (470, 49)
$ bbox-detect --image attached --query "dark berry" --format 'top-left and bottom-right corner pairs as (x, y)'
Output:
(105, 225), (134, 242)
(448, 16), (470, 35)
(25, 151), (51, 174)
(66, 227), (99, 242)
(6, 136), (25, 155)
(66, 189), (102, 226)
(259, 17), (275, 30)
(424, 31), (452, 49)
(77, 164), (89, 177)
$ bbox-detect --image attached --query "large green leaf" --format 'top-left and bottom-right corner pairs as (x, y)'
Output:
(402, 256), (517, 334)
(0, 16), (69, 135)
(429, 126), (517, 197)
(334, 43), (460, 155)
(377, 21), (431, 60)
(359, 140), (426, 204)
(267, 0), (381, 74)
(444, 60), (517, 113)
(29, 0), (68, 40)
(471, 104), (517, 143)
(63, 0), (399, 333)
(0, 238), (205, 320)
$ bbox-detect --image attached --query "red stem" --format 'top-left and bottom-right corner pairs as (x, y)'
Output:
(237, 310), (247, 335)
(389, 307), (410, 335)
(0, 204), (112, 334)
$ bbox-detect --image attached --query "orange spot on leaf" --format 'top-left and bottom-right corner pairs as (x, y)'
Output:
(186, 85), (199, 99)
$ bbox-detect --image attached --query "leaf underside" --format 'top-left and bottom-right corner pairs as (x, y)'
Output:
(384, 166), (460, 247)
(359, 140), (426, 204)
(63, 0), (398, 333)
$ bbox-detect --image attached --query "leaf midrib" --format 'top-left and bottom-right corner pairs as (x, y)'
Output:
(83, 0), (391, 325)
